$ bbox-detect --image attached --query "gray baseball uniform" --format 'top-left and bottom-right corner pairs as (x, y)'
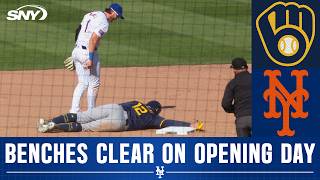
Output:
(38, 101), (197, 133)
(77, 104), (128, 132)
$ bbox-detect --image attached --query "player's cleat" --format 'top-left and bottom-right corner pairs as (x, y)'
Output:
(39, 118), (49, 125)
(38, 124), (48, 133)
(195, 120), (204, 131)
(47, 122), (55, 129)
(38, 119), (55, 133)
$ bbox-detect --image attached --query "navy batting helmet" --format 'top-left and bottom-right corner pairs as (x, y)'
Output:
(146, 100), (162, 115)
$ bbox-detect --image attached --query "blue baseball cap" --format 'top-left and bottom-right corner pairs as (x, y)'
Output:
(109, 3), (124, 19)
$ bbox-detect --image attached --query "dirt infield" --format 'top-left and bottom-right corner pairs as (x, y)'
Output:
(0, 64), (241, 137)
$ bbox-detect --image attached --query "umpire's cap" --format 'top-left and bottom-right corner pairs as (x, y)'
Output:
(109, 3), (124, 19)
(230, 58), (248, 70)
(146, 100), (162, 115)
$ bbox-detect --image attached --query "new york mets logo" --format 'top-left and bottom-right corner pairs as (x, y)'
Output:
(256, 2), (315, 67)
(264, 70), (309, 136)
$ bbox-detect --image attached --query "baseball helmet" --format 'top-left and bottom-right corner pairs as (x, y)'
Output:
(146, 100), (162, 115)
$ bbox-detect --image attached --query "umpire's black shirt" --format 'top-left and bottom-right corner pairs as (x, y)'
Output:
(222, 71), (251, 118)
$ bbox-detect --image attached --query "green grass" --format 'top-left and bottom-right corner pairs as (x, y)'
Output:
(0, 0), (251, 70)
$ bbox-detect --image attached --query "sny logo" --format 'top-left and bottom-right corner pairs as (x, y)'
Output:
(7, 5), (47, 21)
(256, 2), (315, 67)
(264, 70), (309, 136)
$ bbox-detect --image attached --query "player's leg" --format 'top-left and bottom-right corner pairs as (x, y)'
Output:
(70, 48), (90, 113)
(87, 52), (100, 110)
(50, 122), (82, 132)
(80, 104), (127, 132)
(51, 113), (78, 124)
(38, 113), (78, 133)
(77, 104), (120, 124)
(39, 122), (82, 133)
(42, 104), (121, 126)
(70, 62), (89, 113)
(39, 104), (127, 132)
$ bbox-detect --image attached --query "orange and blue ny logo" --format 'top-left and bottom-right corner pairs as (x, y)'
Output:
(263, 70), (309, 136)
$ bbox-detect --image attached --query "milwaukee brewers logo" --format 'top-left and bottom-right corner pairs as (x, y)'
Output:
(263, 70), (309, 136)
(256, 2), (315, 67)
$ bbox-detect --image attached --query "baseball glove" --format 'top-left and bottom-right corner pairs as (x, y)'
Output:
(64, 57), (75, 71)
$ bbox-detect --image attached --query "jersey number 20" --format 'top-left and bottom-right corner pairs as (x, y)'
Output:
(132, 103), (148, 116)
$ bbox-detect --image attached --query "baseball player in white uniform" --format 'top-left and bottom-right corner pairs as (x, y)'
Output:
(70, 3), (124, 113)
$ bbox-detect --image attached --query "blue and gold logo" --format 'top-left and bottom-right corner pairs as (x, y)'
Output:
(256, 2), (315, 67)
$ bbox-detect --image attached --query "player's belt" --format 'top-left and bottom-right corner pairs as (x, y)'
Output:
(75, 44), (97, 51)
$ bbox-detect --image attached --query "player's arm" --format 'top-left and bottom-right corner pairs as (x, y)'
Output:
(85, 20), (108, 69)
(221, 81), (235, 113)
(152, 116), (191, 129)
(85, 33), (101, 69)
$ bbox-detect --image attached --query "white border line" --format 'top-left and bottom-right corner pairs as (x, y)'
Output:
(6, 171), (153, 174)
(6, 171), (314, 174)
(167, 171), (314, 174)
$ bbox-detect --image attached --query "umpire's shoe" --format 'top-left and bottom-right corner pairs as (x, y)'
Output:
(38, 118), (55, 133)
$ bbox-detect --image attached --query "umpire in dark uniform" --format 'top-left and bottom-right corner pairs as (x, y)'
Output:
(222, 58), (252, 137)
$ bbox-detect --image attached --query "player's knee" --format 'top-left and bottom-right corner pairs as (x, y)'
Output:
(89, 81), (100, 90)
(77, 81), (89, 89)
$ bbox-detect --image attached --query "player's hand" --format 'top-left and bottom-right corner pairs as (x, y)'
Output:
(84, 59), (93, 69)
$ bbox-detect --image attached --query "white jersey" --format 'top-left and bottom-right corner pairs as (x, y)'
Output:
(76, 11), (109, 48)
(70, 11), (108, 113)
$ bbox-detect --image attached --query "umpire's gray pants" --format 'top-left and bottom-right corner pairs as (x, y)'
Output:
(77, 104), (128, 132)
(235, 116), (252, 137)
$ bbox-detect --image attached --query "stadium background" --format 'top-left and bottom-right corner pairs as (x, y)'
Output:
(0, 0), (251, 136)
